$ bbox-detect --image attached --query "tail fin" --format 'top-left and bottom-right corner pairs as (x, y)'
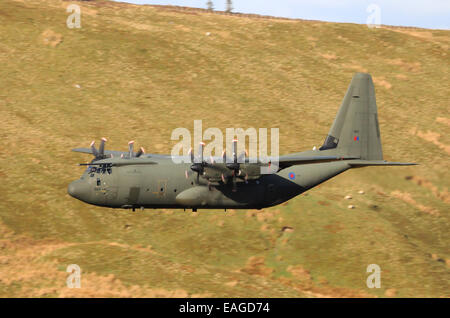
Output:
(319, 73), (383, 160)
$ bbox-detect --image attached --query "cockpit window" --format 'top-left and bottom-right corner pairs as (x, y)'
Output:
(86, 165), (95, 177)
(86, 165), (112, 175)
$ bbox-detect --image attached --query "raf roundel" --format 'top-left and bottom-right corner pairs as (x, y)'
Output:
(288, 172), (296, 180)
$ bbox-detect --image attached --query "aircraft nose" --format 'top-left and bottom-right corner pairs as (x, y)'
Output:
(68, 180), (88, 201)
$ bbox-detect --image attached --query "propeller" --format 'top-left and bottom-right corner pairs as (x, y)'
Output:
(125, 141), (146, 158)
(90, 141), (99, 158)
(136, 147), (145, 158)
(186, 142), (206, 183)
(128, 140), (135, 158)
(99, 137), (107, 157)
(184, 141), (249, 191)
(90, 137), (108, 161)
(224, 139), (248, 192)
(185, 148), (194, 179)
(197, 142), (205, 164)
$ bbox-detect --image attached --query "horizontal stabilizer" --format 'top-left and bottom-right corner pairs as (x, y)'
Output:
(278, 155), (358, 168)
(348, 160), (418, 167)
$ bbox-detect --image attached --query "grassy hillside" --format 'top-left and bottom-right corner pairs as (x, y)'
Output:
(0, 0), (449, 297)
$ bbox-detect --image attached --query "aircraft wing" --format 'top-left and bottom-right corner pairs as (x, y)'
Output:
(72, 148), (124, 157)
(79, 159), (159, 167)
(71, 148), (171, 159)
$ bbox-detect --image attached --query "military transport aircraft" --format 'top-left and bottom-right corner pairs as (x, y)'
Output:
(68, 73), (415, 212)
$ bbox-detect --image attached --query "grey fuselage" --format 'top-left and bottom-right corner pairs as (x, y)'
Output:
(68, 155), (350, 210)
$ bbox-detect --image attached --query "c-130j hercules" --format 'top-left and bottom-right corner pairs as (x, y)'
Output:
(68, 73), (415, 212)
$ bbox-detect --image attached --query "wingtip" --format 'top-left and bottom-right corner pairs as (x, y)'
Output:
(386, 161), (419, 166)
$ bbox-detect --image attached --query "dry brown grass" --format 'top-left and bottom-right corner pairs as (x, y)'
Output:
(391, 191), (440, 216)
(387, 58), (422, 73)
(319, 52), (338, 60)
(240, 256), (273, 276)
(58, 274), (190, 298)
(385, 27), (449, 50)
(415, 130), (450, 155)
(287, 265), (311, 282)
(0, 220), (197, 297)
(406, 175), (450, 204)
(373, 76), (392, 89)
(342, 62), (368, 73)
(385, 288), (397, 297)
(40, 29), (62, 47)
(395, 74), (408, 80)
(436, 117), (450, 127)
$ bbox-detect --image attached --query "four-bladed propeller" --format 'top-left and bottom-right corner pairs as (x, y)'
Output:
(89, 138), (145, 162)
(90, 138), (108, 160)
(223, 139), (248, 192)
(186, 142), (207, 183)
(185, 139), (249, 192)
(126, 141), (145, 158)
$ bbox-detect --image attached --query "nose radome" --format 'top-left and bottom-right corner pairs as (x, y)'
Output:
(68, 180), (87, 201)
(68, 182), (76, 197)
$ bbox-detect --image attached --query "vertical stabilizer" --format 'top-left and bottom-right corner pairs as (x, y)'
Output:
(320, 73), (383, 160)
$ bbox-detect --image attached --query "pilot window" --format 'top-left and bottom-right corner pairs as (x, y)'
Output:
(88, 166), (112, 175)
